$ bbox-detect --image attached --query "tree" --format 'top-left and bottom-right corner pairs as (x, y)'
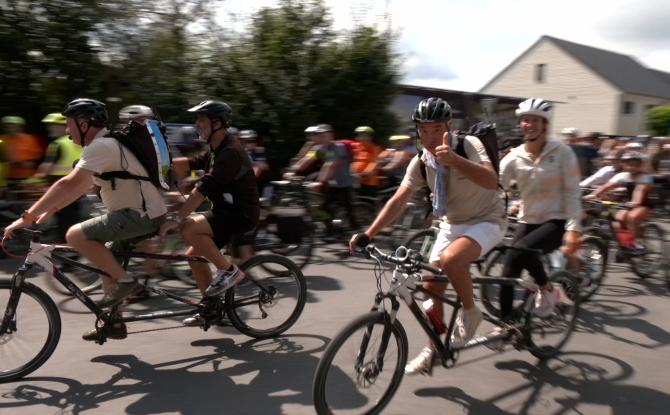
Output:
(646, 105), (670, 136)
(194, 0), (401, 169)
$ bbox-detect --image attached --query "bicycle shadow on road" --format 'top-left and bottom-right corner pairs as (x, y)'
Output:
(0, 334), (328, 415)
(415, 351), (670, 415)
(576, 299), (670, 349)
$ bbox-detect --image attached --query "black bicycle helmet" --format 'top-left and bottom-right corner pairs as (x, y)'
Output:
(187, 100), (233, 127)
(63, 98), (108, 126)
(411, 97), (452, 123)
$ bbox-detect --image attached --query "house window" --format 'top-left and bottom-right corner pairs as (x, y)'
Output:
(535, 64), (546, 83)
(622, 101), (635, 115)
(645, 104), (656, 113)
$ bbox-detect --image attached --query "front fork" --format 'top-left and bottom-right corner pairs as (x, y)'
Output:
(0, 264), (32, 335)
(355, 293), (401, 374)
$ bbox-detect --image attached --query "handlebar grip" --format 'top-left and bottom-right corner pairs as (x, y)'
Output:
(418, 262), (441, 275)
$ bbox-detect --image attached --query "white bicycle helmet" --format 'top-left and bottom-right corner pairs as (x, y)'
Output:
(516, 98), (554, 122)
(118, 105), (155, 122)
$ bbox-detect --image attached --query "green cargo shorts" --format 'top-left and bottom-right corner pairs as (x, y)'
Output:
(80, 208), (166, 251)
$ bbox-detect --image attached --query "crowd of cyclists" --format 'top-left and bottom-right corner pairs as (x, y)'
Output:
(1, 95), (668, 359)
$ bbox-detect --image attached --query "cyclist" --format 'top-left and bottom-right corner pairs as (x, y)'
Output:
(161, 100), (260, 326)
(305, 124), (358, 235)
(239, 129), (270, 183)
(580, 150), (622, 188)
(351, 126), (382, 196)
(350, 97), (504, 375)
(499, 98), (581, 321)
(284, 125), (324, 180)
(118, 105), (155, 125)
(584, 151), (652, 250)
(32, 113), (84, 242)
(2, 98), (168, 340)
(379, 134), (416, 186)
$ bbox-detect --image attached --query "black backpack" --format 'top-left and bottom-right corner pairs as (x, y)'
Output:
(97, 120), (172, 210)
(418, 122), (500, 182)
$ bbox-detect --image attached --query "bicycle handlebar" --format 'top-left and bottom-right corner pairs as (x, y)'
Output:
(363, 244), (442, 275)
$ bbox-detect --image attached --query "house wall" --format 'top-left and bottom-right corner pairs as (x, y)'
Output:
(481, 39), (622, 137)
(617, 93), (670, 136)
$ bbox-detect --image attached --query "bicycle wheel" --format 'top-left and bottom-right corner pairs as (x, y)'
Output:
(629, 223), (665, 278)
(525, 270), (580, 360)
(479, 250), (530, 318)
(313, 311), (408, 415)
(225, 254), (306, 339)
(575, 235), (608, 301)
(0, 280), (61, 383)
(402, 228), (437, 261)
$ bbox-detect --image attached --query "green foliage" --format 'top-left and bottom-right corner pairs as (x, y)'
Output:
(646, 105), (670, 136)
(0, 0), (401, 171)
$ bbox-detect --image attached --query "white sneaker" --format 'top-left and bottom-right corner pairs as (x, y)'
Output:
(534, 285), (563, 317)
(450, 307), (483, 348)
(205, 266), (245, 297)
(404, 346), (436, 376)
(182, 313), (205, 327)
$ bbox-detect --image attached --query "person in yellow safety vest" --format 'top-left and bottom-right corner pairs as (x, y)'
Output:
(32, 113), (85, 242)
(35, 113), (83, 180)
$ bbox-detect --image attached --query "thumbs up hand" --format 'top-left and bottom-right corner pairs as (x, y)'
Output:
(435, 131), (458, 166)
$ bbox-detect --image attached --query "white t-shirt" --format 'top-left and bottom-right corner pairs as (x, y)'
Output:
(76, 131), (167, 219)
(607, 172), (653, 186)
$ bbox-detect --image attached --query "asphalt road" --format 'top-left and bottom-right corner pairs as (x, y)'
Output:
(0, 237), (668, 415)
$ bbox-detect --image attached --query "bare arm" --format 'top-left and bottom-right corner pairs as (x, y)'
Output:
(26, 167), (94, 216)
(453, 157), (498, 190)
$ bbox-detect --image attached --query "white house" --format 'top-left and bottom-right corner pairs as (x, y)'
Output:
(480, 36), (670, 137)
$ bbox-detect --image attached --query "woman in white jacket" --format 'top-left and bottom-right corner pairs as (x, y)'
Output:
(498, 98), (582, 319)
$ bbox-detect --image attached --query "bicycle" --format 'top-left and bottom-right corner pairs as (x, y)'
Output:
(582, 199), (664, 278)
(0, 228), (306, 383)
(403, 220), (607, 304)
(312, 244), (580, 414)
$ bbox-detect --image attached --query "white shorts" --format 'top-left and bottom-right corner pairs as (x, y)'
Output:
(428, 221), (504, 263)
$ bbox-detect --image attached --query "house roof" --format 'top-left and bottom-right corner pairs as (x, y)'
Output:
(481, 35), (670, 100)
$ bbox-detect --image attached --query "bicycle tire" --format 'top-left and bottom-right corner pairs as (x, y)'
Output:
(525, 270), (580, 360)
(225, 254), (306, 339)
(629, 223), (665, 278)
(402, 228), (437, 261)
(479, 250), (531, 318)
(576, 235), (608, 301)
(312, 311), (408, 415)
(0, 280), (61, 383)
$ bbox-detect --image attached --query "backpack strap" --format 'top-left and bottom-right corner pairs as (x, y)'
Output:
(417, 150), (427, 183)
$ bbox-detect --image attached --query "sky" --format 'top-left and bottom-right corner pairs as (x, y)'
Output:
(217, 0), (670, 92)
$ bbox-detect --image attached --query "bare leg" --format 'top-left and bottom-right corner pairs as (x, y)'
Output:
(66, 224), (127, 295)
(180, 214), (232, 296)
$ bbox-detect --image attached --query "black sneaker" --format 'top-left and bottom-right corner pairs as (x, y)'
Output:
(97, 280), (141, 308)
(82, 323), (127, 341)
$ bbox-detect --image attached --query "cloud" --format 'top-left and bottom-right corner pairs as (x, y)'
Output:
(217, 0), (670, 91)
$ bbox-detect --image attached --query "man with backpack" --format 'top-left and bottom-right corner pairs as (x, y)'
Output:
(2, 98), (168, 340)
(161, 100), (260, 326)
(349, 97), (504, 375)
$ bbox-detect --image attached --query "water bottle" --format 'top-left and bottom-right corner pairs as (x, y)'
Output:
(549, 251), (567, 271)
(422, 298), (446, 334)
